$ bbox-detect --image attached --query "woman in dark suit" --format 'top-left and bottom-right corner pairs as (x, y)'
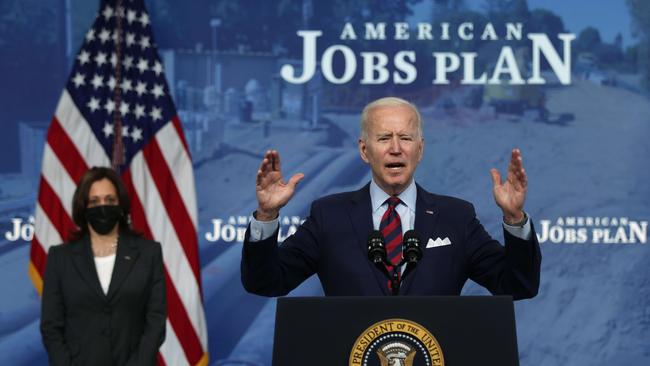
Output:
(40, 167), (166, 366)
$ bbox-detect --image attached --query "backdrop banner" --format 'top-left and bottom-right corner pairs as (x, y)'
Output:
(0, 1), (648, 365)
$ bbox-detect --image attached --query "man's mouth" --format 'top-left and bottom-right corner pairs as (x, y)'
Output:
(385, 162), (406, 170)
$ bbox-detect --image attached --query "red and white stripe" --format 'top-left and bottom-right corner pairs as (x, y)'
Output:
(30, 90), (209, 365)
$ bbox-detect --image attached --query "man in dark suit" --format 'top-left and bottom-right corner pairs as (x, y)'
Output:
(241, 97), (540, 298)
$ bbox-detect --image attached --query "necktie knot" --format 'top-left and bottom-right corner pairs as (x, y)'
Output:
(386, 196), (401, 209)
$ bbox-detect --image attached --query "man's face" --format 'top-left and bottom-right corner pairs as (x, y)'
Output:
(358, 105), (424, 195)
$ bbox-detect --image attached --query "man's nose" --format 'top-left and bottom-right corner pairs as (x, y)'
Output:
(389, 137), (402, 154)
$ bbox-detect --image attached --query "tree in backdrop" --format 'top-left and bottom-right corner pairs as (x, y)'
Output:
(576, 27), (602, 53)
(485, 0), (530, 25)
(529, 9), (565, 44)
(575, 27), (624, 67)
(627, 0), (650, 88)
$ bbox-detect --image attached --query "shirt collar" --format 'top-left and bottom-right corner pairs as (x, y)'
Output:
(370, 179), (417, 214)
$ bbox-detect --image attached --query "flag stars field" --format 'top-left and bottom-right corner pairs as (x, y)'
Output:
(72, 73), (85, 88)
(85, 29), (95, 42)
(151, 84), (164, 99)
(102, 122), (114, 137)
(94, 52), (107, 67)
(134, 104), (145, 119)
(91, 74), (104, 89)
(127, 9), (137, 24)
(119, 102), (130, 116)
(137, 57), (149, 73)
(87, 97), (100, 112)
(152, 61), (163, 76)
(78, 50), (90, 65)
(135, 81), (147, 96)
(101, 5), (113, 20)
(139, 12), (150, 27)
(104, 100), (115, 114)
(98, 28), (111, 43)
(123, 55), (134, 70)
(140, 36), (151, 50)
(150, 107), (162, 122)
(121, 78), (133, 93)
(126, 32), (136, 47)
(131, 127), (143, 142)
(107, 76), (117, 90)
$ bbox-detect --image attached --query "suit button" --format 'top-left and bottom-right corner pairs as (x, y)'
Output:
(103, 306), (111, 314)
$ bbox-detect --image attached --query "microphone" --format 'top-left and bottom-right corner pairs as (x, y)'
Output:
(367, 230), (395, 294)
(402, 230), (423, 263)
(367, 230), (387, 264)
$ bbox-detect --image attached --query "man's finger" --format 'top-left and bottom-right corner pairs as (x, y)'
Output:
(259, 157), (271, 175)
(256, 169), (263, 185)
(519, 169), (528, 189)
(512, 149), (524, 168)
(490, 168), (501, 187)
(517, 168), (526, 180)
(261, 150), (272, 172)
(287, 173), (305, 189)
(512, 148), (521, 159)
(507, 161), (518, 182)
(273, 150), (282, 173)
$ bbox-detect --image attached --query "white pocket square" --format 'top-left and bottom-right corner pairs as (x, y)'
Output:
(427, 237), (451, 248)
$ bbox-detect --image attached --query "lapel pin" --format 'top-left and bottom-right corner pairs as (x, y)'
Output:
(124, 256), (131, 260)
(426, 210), (434, 215)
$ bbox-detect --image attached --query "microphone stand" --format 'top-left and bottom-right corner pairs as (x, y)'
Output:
(368, 230), (422, 296)
(374, 258), (418, 296)
(390, 265), (400, 296)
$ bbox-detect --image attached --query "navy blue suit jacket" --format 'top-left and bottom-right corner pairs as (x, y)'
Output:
(241, 183), (541, 299)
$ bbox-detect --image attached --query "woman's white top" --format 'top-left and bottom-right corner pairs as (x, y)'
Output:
(94, 254), (116, 294)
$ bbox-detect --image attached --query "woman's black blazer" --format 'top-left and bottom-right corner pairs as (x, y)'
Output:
(40, 234), (166, 366)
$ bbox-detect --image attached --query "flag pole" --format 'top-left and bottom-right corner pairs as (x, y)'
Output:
(111, 0), (125, 172)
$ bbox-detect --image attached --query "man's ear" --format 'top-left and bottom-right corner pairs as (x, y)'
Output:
(358, 138), (369, 163)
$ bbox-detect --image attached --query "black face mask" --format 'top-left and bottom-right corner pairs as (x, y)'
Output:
(85, 205), (123, 235)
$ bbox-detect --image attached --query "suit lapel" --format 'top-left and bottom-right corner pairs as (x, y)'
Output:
(348, 183), (389, 295)
(70, 236), (106, 302)
(401, 184), (438, 295)
(106, 235), (140, 302)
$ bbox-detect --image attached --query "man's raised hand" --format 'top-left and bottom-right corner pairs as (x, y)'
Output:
(490, 148), (528, 224)
(255, 150), (304, 221)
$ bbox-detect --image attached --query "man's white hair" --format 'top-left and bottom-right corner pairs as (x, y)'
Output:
(359, 97), (422, 141)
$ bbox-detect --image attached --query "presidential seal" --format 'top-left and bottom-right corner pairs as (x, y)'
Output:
(349, 319), (444, 366)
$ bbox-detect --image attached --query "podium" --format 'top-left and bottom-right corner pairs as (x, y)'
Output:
(273, 296), (520, 366)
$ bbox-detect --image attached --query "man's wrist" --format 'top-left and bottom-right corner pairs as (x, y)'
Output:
(503, 211), (527, 227)
(254, 209), (279, 222)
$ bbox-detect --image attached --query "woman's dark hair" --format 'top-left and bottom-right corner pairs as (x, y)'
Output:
(70, 167), (141, 241)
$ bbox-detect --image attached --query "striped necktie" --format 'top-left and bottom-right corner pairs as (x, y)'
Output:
(380, 196), (403, 272)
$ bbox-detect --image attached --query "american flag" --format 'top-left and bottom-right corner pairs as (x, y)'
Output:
(28, 0), (209, 364)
